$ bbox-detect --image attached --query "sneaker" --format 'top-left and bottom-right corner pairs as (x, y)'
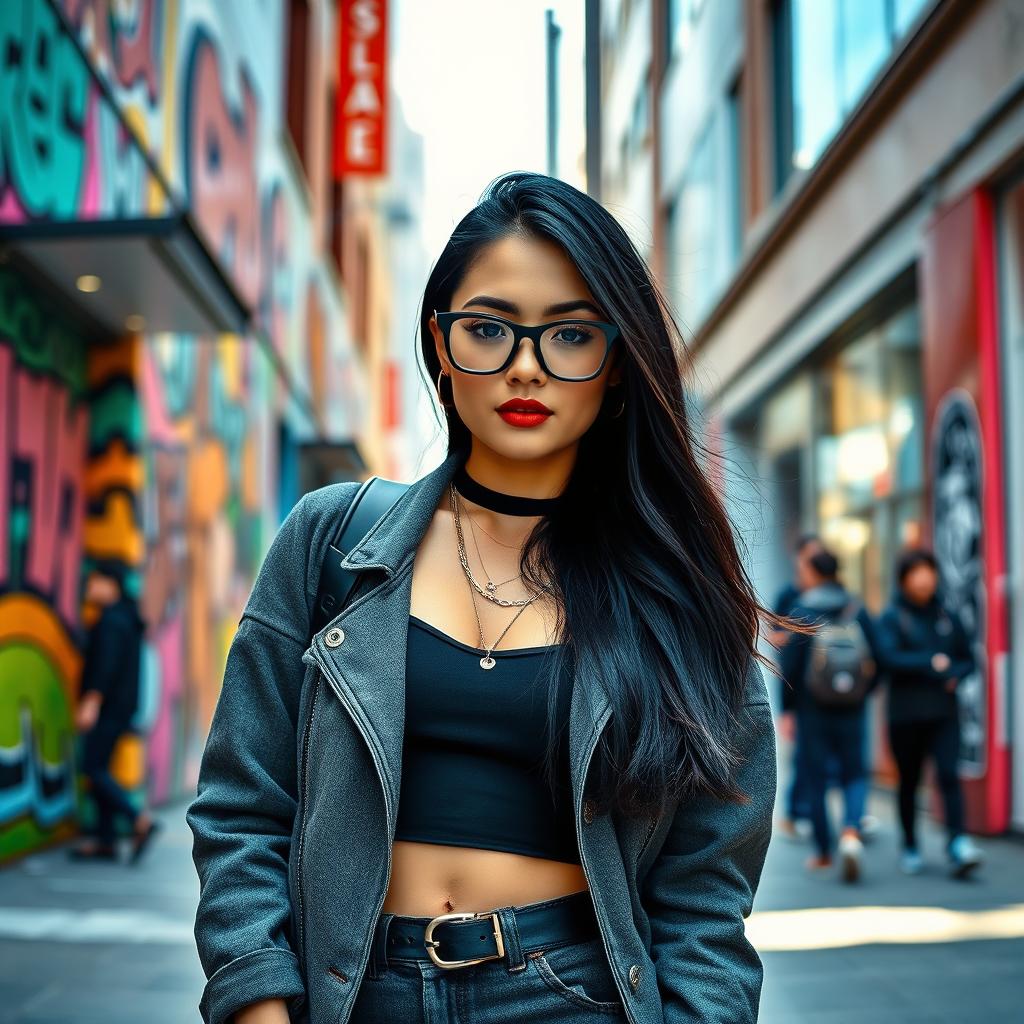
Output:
(838, 831), (863, 882)
(948, 835), (983, 879)
(900, 847), (924, 875)
(858, 814), (881, 843)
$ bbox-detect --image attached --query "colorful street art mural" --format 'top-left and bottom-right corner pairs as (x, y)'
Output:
(0, 0), (359, 860)
(0, 270), (89, 860)
(0, 0), (170, 223)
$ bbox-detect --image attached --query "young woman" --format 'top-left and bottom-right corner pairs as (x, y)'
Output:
(876, 548), (983, 878)
(187, 172), (784, 1024)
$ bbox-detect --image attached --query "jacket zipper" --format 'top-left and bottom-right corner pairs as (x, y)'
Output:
(575, 712), (641, 1024)
(310, 645), (395, 1006)
(294, 671), (321, 970)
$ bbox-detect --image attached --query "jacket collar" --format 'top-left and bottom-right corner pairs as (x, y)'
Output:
(338, 447), (469, 576)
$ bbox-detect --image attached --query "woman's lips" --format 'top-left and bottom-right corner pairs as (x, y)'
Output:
(497, 408), (552, 428)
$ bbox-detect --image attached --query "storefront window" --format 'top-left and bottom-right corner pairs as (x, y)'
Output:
(814, 301), (924, 608)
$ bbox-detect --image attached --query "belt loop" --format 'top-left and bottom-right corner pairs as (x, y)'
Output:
(494, 906), (526, 972)
(368, 912), (395, 979)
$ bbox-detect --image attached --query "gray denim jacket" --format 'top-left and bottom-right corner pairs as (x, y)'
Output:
(186, 448), (776, 1024)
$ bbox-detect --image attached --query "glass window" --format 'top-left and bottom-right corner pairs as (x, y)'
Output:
(839, 0), (889, 108)
(894, 0), (931, 35)
(813, 300), (923, 608)
(667, 121), (715, 329)
(790, 0), (841, 171)
(666, 99), (742, 329)
(774, 0), (926, 188)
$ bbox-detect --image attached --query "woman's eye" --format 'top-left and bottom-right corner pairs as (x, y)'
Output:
(469, 321), (507, 340)
(553, 326), (593, 345)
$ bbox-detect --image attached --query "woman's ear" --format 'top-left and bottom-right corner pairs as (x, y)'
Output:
(429, 314), (449, 373)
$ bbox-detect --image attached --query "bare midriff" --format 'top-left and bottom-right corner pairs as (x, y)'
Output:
(381, 840), (589, 917)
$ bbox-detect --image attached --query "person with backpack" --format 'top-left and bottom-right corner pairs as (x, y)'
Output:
(779, 547), (882, 882)
(876, 547), (983, 878)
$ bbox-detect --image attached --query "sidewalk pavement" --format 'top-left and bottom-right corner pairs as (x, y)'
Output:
(0, 781), (1022, 1022)
(0, 800), (203, 1024)
(753, 764), (1024, 1023)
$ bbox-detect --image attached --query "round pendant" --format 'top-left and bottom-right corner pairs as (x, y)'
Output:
(480, 655), (496, 670)
(486, 580), (497, 593)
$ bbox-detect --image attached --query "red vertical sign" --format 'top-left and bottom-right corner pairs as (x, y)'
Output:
(335, 0), (388, 178)
(920, 190), (1011, 834)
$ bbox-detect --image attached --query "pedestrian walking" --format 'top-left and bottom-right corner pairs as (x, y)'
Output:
(876, 547), (983, 878)
(771, 533), (822, 841)
(186, 171), (785, 1024)
(779, 548), (882, 882)
(69, 561), (160, 864)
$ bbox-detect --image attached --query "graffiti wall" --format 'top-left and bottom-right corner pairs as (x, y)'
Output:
(0, 271), (89, 860)
(0, 1), (361, 859)
(135, 334), (269, 801)
(0, 0), (169, 223)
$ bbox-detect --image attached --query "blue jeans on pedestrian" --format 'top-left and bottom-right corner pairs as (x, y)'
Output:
(797, 704), (868, 858)
(350, 891), (625, 1021)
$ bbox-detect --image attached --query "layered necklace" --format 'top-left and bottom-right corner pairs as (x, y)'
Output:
(449, 463), (562, 670)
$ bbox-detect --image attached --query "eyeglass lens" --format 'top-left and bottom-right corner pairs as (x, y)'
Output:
(448, 315), (609, 379)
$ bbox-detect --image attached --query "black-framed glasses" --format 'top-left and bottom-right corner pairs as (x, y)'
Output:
(433, 309), (621, 382)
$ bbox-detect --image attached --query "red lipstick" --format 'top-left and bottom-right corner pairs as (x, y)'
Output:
(496, 397), (552, 429)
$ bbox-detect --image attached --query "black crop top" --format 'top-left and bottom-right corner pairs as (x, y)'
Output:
(394, 614), (581, 864)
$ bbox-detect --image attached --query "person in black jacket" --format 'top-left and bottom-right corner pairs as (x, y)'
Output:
(876, 547), (983, 878)
(771, 533), (822, 839)
(779, 548), (882, 881)
(69, 562), (160, 863)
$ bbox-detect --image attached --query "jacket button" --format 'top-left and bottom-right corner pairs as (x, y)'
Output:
(582, 798), (595, 824)
(628, 964), (642, 990)
(325, 627), (345, 648)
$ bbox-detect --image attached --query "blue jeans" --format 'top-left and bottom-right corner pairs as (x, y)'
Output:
(351, 892), (625, 1021)
(797, 704), (868, 858)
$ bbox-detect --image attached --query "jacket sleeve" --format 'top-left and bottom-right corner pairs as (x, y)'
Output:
(185, 489), (347, 1024)
(945, 608), (976, 682)
(874, 608), (943, 679)
(80, 613), (129, 701)
(641, 660), (777, 1023)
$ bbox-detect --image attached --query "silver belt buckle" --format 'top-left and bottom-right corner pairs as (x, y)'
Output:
(423, 910), (506, 969)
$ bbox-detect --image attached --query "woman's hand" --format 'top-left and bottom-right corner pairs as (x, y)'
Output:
(233, 998), (290, 1023)
(931, 652), (951, 674)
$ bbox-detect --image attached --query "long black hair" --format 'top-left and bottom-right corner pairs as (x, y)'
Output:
(418, 171), (797, 819)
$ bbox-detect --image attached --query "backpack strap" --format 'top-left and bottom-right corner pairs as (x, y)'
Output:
(311, 476), (410, 640)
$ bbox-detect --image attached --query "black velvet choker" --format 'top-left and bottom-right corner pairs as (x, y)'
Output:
(452, 462), (563, 516)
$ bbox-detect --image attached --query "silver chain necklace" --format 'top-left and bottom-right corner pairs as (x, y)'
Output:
(449, 483), (551, 669)
(451, 483), (535, 607)
(467, 510), (522, 595)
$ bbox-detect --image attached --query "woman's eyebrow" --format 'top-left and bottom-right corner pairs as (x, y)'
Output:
(461, 295), (604, 318)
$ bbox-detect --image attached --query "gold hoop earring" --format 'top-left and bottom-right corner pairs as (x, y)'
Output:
(436, 368), (450, 408)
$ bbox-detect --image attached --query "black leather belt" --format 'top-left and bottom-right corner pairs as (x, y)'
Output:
(371, 888), (601, 970)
